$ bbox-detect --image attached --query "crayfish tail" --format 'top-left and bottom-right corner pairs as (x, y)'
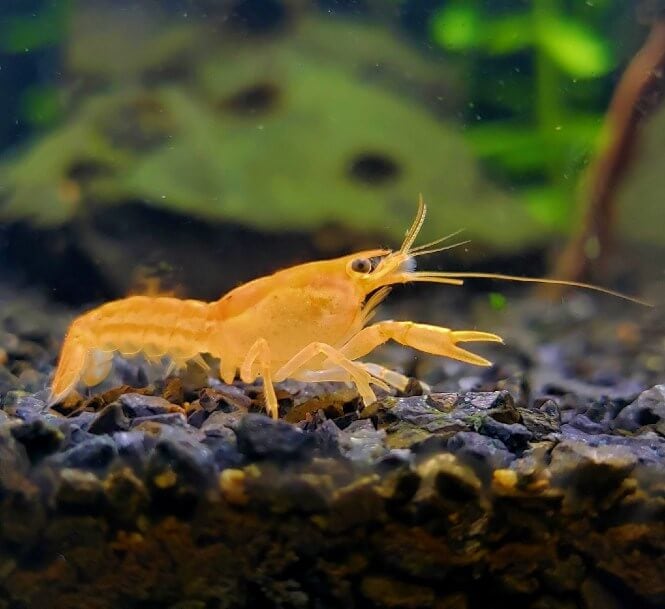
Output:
(49, 295), (216, 404)
(49, 323), (90, 405)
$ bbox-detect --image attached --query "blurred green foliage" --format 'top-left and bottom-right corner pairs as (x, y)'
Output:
(20, 85), (62, 126)
(430, 0), (617, 230)
(0, 1), (70, 53)
(488, 291), (507, 311)
(0, 1), (70, 130)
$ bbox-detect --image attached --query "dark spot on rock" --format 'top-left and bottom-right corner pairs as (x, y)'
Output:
(222, 82), (280, 116)
(348, 152), (400, 185)
(141, 57), (191, 86)
(637, 407), (660, 426)
(103, 96), (172, 152)
(65, 159), (112, 182)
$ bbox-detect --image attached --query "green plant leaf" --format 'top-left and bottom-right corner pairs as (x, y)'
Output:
(467, 116), (606, 179)
(466, 124), (554, 172)
(0, 3), (70, 53)
(484, 15), (533, 54)
(21, 86), (62, 127)
(524, 186), (573, 230)
(431, 3), (482, 51)
(539, 17), (613, 78)
(488, 292), (507, 311)
(466, 124), (544, 156)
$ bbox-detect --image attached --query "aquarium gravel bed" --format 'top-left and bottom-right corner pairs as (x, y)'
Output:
(0, 286), (664, 609)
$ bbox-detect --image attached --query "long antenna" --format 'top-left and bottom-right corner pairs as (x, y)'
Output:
(434, 272), (653, 306)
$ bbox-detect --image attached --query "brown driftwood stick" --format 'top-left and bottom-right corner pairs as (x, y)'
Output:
(548, 17), (665, 289)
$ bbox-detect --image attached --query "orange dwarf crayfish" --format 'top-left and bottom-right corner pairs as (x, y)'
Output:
(50, 196), (648, 418)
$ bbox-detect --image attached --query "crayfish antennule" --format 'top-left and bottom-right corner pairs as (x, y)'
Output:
(400, 195), (427, 254)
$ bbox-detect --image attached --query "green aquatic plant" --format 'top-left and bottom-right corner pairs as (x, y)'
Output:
(430, 0), (617, 230)
(488, 292), (507, 311)
(0, 1), (70, 53)
(0, 1), (71, 130)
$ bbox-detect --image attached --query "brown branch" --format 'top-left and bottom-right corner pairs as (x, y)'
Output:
(547, 17), (665, 289)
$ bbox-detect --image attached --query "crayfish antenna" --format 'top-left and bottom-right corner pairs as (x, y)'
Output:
(430, 272), (653, 307)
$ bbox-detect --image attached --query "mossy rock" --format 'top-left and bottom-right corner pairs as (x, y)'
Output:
(0, 10), (550, 254)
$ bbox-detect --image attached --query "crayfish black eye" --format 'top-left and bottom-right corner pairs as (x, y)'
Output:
(351, 258), (372, 274)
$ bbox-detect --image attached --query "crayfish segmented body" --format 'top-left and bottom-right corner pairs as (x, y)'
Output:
(50, 197), (647, 418)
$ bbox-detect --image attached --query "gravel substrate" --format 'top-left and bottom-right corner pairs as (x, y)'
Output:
(0, 284), (663, 609)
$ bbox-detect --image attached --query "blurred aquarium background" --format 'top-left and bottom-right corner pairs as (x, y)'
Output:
(0, 0), (662, 305)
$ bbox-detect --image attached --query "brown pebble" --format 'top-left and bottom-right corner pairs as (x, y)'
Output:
(219, 468), (250, 506)
(162, 377), (184, 404)
(361, 575), (435, 608)
(153, 470), (177, 489)
(493, 469), (518, 492)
